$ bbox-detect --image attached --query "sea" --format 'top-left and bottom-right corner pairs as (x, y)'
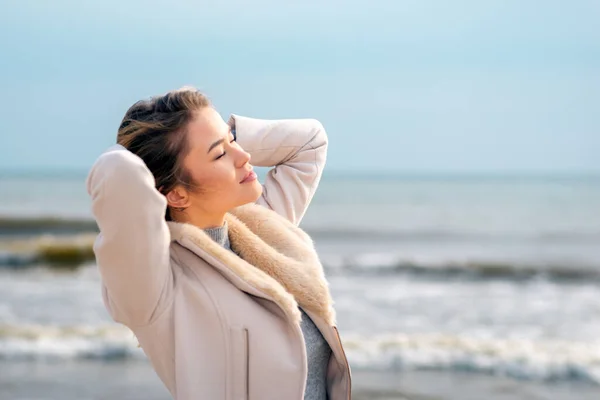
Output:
(1, 172), (599, 400)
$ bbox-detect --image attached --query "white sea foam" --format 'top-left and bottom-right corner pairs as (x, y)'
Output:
(343, 333), (600, 383)
(0, 324), (143, 360)
(2, 324), (600, 384)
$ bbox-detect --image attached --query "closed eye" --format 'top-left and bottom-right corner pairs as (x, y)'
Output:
(214, 136), (237, 160)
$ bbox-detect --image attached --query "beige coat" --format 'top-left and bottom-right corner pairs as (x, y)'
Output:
(86, 115), (352, 399)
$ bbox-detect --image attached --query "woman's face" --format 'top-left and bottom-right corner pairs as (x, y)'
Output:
(170, 107), (262, 216)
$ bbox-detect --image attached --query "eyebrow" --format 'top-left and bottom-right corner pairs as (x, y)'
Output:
(206, 127), (232, 154)
(207, 138), (225, 154)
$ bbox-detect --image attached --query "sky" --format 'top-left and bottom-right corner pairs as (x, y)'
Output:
(0, 0), (598, 174)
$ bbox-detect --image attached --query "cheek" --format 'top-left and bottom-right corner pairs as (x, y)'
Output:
(192, 164), (238, 194)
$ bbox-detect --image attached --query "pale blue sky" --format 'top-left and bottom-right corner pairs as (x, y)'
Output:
(0, 0), (598, 173)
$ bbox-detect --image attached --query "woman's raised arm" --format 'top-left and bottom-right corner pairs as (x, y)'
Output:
(86, 145), (173, 327)
(229, 115), (328, 226)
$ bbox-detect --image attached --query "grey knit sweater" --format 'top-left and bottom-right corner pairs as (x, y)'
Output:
(204, 222), (331, 400)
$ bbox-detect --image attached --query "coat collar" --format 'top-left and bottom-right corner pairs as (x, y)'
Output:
(167, 203), (336, 326)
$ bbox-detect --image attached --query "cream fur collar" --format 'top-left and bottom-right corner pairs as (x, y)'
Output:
(167, 203), (335, 326)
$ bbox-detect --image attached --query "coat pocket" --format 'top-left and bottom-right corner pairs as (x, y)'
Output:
(229, 326), (249, 400)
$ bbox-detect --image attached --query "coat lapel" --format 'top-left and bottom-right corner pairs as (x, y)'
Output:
(167, 203), (336, 326)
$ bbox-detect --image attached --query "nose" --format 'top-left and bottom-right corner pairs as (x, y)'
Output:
(235, 147), (251, 168)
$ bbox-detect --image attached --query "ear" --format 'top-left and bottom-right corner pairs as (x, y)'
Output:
(165, 187), (190, 209)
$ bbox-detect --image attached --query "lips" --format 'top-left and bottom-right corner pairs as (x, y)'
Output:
(240, 170), (257, 184)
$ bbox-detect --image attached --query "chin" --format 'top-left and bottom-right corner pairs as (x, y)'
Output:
(250, 180), (263, 201)
(238, 181), (263, 206)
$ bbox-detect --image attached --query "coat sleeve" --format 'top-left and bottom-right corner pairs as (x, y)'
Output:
(86, 144), (173, 327)
(228, 115), (328, 226)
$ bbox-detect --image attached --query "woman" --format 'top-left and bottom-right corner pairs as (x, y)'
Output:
(86, 87), (351, 399)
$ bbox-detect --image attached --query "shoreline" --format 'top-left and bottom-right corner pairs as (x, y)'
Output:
(1, 360), (598, 400)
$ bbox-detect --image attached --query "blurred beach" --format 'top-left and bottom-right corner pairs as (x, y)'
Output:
(1, 0), (599, 398)
(1, 173), (599, 399)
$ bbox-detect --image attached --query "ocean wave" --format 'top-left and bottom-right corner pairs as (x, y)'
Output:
(0, 216), (97, 236)
(1, 237), (598, 282)
(345, 333), (600, 384)
(324, 254), (600, 281)
(0, 324), (143, 361)
(307, 228), (600, 244)
(2, 324), (599, 384)
(2, 215), (600, 244)
(0, 221), (597, 281)
(0, 234), (96, 268)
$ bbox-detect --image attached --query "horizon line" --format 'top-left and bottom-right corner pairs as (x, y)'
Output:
(1, 168), (599, 180)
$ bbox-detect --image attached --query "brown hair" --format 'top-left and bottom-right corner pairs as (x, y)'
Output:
(117, 87), (211, 220)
